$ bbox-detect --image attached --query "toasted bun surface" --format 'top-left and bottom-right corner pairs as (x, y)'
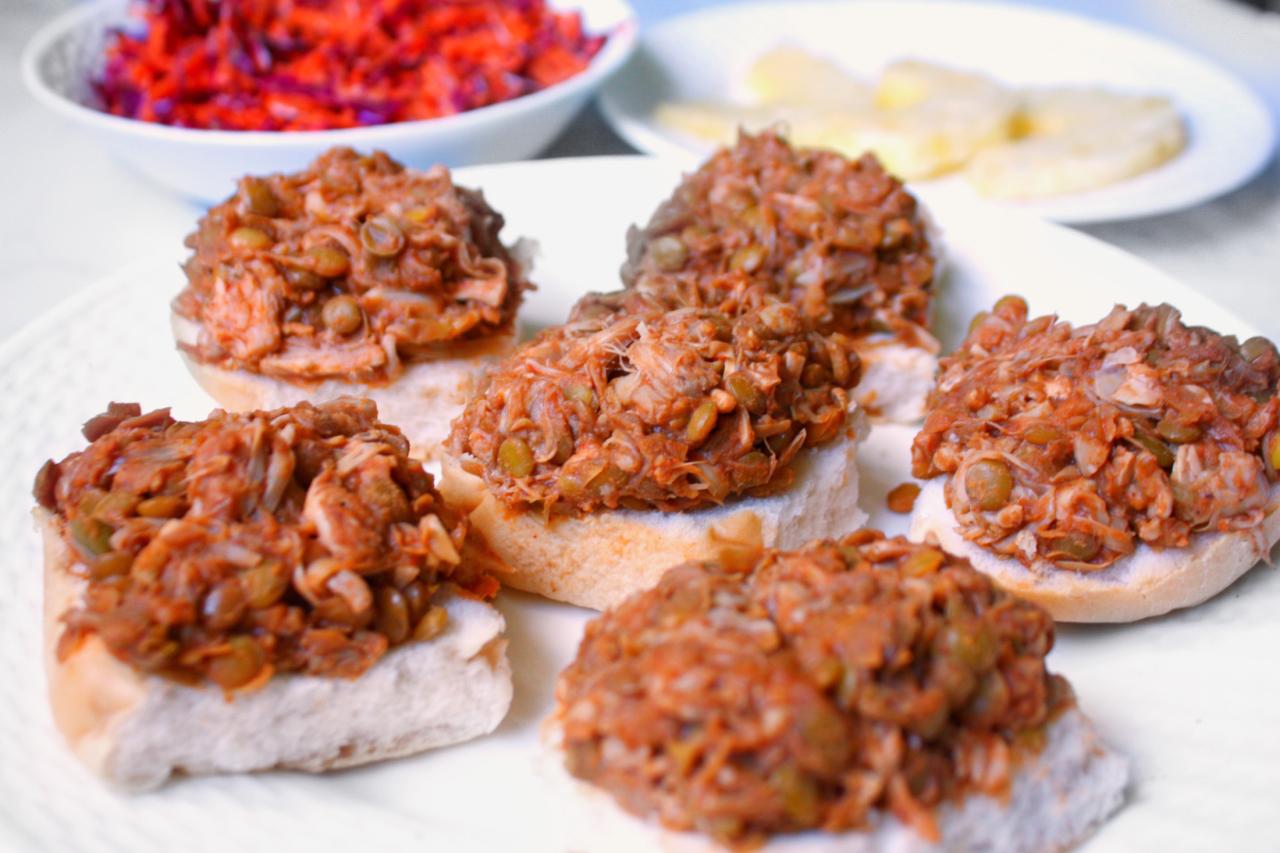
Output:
(440, 437), (868, 611)
(543, 707), (1128, 853)
(173, 312), (514, 460)
(909, 478), (1280, 622)
(852, 341), (936, 423)
(39, 509), (513, 791)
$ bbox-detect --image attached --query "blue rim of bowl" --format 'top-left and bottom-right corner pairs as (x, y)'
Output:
(20, 0), (639, 147)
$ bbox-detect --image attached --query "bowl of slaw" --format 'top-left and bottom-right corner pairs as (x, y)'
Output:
(22, 0), (637, 202)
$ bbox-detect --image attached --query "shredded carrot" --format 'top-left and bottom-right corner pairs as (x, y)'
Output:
(95, 0), (607, 131)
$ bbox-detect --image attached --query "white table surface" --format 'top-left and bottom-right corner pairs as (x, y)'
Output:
(2, 0), (1278, 346)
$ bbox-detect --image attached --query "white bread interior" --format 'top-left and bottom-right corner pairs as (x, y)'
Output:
(542, 707), (1128, 853)
(852, 340), (937, 423)
(172, 312), (515, 460)
(909, 478), (1280, 623)
(38, 509), (513, 791)
(440, 432), (868, 612)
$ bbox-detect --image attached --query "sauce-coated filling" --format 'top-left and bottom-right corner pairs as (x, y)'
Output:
(36, 399), (499, 690)
(622, 132), (936, 346)
(912, 298), (1280, 571)
(448, 298), (860, 514)
(555, 531), (1072, 844)
(175, 148), (528, 383)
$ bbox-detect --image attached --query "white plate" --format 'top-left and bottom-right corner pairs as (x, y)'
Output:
(598, 1), (1276, 224)
(21, 0), (637, 202)
(1, 157), (1277, 851)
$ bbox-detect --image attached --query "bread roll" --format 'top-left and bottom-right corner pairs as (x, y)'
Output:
(39, 509), (512, 790)
(543, 707), (1128, 853)
(440, 436), (868, 611)
(910, 478), (1280, 622)
(174, 312), (514, 460)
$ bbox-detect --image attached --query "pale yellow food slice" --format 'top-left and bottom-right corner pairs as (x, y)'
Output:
(651, 100), (944, 179)
(654, 95), (1011, 181)
(653, 100), (810, 147)
(655, 46), (874, 150)
(800, 102), (1012, 179)
(856, 60), (1019, 178)
(743, 56), (1017, 178)
(745, 46), (873, 108)
(967, 89), (1187, 198)
(875, 59), (1013, 109)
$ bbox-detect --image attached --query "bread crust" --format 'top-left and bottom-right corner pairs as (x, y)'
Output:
(440, 436), (868, 611)
(541, 708), (1128, 852)
(172, 311), (516, 460)
(38, 509), (513, 790)
(909, 478), (1280, 622)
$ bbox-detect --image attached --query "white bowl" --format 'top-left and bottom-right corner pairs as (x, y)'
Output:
(21, 0), (637, 202)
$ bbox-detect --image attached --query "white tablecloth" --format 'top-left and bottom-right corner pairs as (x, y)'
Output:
(2, 0), (1277, 345)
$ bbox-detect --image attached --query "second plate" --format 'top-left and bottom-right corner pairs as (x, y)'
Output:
(598, 0), (1276, 223)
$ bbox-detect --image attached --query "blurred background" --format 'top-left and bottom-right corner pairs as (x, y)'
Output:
(2, 0), (1278, 343)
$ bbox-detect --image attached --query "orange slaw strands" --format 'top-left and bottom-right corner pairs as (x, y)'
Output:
(96, 0), (607, 131)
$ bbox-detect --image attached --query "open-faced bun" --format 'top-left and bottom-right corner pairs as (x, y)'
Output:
(171, 147), (532, 461)
(543, 707), (1127, 853)
(544, 531), (1126, 850)
(39, 509), (512, 790)
(440, 437), (867, 611)
(173, 312), (514, 460)
(620, 131), (942, 426)
(910, 478), (1280, 622)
